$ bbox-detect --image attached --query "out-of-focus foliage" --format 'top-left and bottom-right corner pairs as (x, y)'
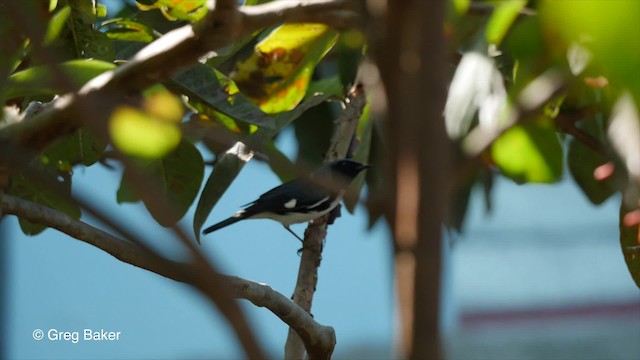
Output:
(444, 0), (640, 285)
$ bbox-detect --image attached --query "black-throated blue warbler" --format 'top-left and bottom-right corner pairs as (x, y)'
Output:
(202, 159), (370, 241)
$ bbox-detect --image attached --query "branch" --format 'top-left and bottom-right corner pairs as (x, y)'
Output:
(0, 192), (335, 351)
(284, 85), (367, 360)
(0, 0), (358, 152)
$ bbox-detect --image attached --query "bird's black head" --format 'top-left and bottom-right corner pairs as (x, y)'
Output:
(327, 159), (371, 179)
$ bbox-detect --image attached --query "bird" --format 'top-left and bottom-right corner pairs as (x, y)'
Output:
(202, 159), (371, 242)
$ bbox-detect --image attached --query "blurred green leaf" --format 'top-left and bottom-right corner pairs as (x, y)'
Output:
(540, 1), (640, 97)
(44, 5), (71, 45)
(193, 142), (253, 241)
(167, 63), (273, 129)
(234, 23), (338, 114)
(620, 202), (640, 288)
(486, 0), (526, 46)
(4, 59), (115, 99)
(492, 118), (563, 183)
(118, 140), (204, 227)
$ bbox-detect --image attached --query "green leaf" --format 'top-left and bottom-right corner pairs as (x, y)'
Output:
(67, 0), (114, 60)
(338, 30), (365, 90)
(8, 165), (80, 236)
(44, 5), (71, 45)
(43, 128), (108, 170)
(486, 0), (527, 46)
(101, 18), (156, 43)
(136, 0), (207, 22)
(109, 88), (183, 159)
(345, 103), (373, 213)
(540, 1), (640, 97)
(233, 23), (338, 114)
(620, 203), (640, 288)
(491, 118), (563, 184)
(118, 140), (204, 227)
(193, 142), (253, 241)
(167, 64), (273, 129)
(4, 59), (115, 99)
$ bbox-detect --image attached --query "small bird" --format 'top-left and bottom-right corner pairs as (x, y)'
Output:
(202, 159), (371, 241)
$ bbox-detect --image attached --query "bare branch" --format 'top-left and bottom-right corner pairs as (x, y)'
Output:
(0, 192), (335, 352)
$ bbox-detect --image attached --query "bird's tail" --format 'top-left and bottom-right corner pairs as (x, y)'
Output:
(202, 214), (243, 235)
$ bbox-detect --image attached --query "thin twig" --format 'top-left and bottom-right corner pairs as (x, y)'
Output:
(284, 85), (367, 360)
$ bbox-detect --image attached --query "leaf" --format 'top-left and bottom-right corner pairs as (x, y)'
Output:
(485, 0), (527, 46)
(344, 103), (373, 213)
(607, 93), (640, 191)
(491, 118), (563, 184)
(4, 59), (115, 99)
(68, 0), (115, 60)
(43, 128), (108, 170)
(233, 23), (338, 113)
(101, 18), (156, 43)
(8, 164), (80, 236)
(620, 202), (640, 288)
(136, 0), (207, 22)
(338, 30), (365, 90)
(444, 52), (507, 139)
(540, 1), (640, 96)
(193, 142), (254, 241)
(44, 5), (71, 45)
(567, 118), (616, 205)
(118, 140), (204, 227)
(109, 89), (183, 159)
(167, 64), (273, 129)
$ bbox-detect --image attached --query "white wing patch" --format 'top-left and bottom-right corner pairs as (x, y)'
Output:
(306, 196), (330, 209)
(284, 198), (297, 209)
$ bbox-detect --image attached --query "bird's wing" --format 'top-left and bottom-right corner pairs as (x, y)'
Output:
(242, 179), (334, 216)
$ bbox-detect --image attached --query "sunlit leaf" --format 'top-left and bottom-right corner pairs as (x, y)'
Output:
(167, 63), (273, 129)
(540, 1), (640, 96)
(102, 18), (156, 43)
(193, 142), (254, 241)
(136, 0), (207, 22)
(118, 140), (204, 226)
(44, 5), (71, 45)
(445, 52), (507, 139)
(109, 104), (182, 159)
(4, 59), (115, 99)
(486, 0), (526, 46)
(233, 23), (338, 113)
(491, 118), (563, 183)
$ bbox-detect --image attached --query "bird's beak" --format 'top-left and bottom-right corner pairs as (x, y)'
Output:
(360, 164), (372, 170)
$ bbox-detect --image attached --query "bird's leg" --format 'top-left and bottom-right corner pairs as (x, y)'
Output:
(283, 225), (304, 243)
